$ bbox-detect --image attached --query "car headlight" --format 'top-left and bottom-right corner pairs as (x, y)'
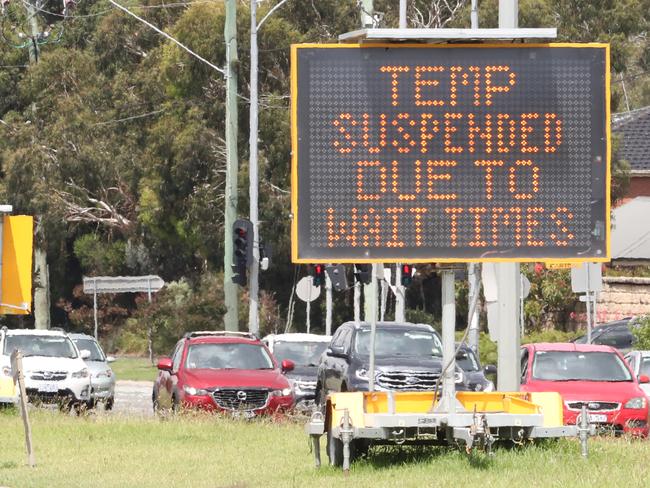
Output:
(454, 370), (464, 384)
(183, 386), (210, 396)
(271, 387), (293, 397)
(1, 366), (11, 377)
(71, 368), (89, 379)
(625, 397), (647, 409)
(483, 380), (495, 392)
(356, 368), (369, 380)
(95, 369), (113, 379)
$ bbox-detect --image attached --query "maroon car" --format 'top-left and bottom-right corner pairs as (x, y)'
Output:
(152, 331), (295, 416)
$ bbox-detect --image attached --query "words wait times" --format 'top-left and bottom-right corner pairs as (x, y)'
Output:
(326, 64), (578, 250)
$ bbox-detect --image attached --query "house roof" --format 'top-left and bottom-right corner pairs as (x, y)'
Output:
(612, 106), (650, 173)
(611, 197), (650, 260)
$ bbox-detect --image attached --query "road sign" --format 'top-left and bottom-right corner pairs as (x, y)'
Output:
(1, 216), (33, 315)
(296, 276), (320, 302)
(291, 44), (610, 263)
(570, 263), (602, 293)
(83, 275), (165, 294)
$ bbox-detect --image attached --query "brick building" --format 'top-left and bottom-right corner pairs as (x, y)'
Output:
(612, 106), (650, 203)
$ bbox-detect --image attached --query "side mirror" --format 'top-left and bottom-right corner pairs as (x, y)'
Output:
(483, 364), (497, 375)
(639, 375), (650, 384)
(80, 349), (91, 360)
(157, 357), (173, 371)
(281, 359), (295, 373)
(106, 356), (116, 363)
(327, 345), (348, 359)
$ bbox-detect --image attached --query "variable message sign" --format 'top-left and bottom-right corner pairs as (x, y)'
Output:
(291, 44), (610, 263)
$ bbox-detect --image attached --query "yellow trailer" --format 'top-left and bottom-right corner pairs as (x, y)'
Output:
(307, 390), (593, 469)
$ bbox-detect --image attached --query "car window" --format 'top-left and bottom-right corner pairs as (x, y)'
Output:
(171, 341), (184, 372)
(272, 341), (328, 366)
(640, 357), (650, 377)
(3, 335), (77, 358)
(456, 349), (480, 372)
(532, 351), (632, 382)
(595, 327), (633, 349)
(185, 343), (274, 370)
(73, 338), (105, 361)
(331, 327), (349, 349)
(354, 329), (442, 357)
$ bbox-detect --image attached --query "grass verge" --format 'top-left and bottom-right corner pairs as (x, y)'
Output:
(2, 410), (650, 487)
(109, 356), (157, 382)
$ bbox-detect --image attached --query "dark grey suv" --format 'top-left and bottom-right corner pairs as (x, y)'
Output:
(315, 321), (470, 405)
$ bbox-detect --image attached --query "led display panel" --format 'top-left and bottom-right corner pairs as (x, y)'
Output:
(291, 44), (610, 263)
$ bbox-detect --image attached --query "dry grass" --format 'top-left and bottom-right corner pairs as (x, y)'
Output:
(1, 409), (650, 487)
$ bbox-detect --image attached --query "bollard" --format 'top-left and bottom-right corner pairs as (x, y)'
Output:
(579, 404), (589, 458)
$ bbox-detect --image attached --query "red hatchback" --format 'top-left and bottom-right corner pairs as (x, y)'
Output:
(153, 331), (295, 416)
(520, 343), (649, 436)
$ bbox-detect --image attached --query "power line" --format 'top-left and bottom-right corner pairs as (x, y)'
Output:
(109, 0), (225, 76)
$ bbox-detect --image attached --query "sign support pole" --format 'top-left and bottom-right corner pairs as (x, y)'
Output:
(494, 0), (522, 393)
(585, 264), (592, 343)
(468, 263), (480, 352)
(395, 264), (405, 322)
(354, 283), (361, 326)
(306, 276), (311, 334)
(93, 279), (98, 340)
(437, 270), (456, 412)
(368, 263), (378, 391)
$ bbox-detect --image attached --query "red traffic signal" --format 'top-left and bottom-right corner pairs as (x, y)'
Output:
(401, 264), (414, 286)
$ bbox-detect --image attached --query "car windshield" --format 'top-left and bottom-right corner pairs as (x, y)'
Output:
(456, 349), (480, 372)
(3, 335), (77, 359)
(640, 357), (650, 377)
(272, 341), (328, 366)
(185, 343), (274, 370)
(532, 351), (632, 382)
(73, 339), (105, 361)
(354, 329), (442, 358)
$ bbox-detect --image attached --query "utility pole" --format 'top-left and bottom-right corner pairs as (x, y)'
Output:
(248, 0), (260, 335)
(496, 0), (522, 392)
(223, 0), (239, 331)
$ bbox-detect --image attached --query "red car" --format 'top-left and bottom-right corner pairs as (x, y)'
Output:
(152, 331), (295, 416)
(520, 343), (650, 436)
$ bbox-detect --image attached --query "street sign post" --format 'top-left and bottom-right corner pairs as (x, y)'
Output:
(291, 44), (610, 264)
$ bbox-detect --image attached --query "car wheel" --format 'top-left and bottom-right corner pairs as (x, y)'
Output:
(326, 426), (344, 467)
(105, 396), (114, 411)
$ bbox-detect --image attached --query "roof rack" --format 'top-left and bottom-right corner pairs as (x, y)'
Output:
(183, 330), (259, 340)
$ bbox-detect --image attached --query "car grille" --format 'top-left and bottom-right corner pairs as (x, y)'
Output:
(375, 370), (440, 391)
(212, 389), (269, 411)
(29, 371), (67, 381)
(566, 401), (620, 412)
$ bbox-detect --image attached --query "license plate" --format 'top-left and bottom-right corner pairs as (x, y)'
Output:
(232, 410), (256, 419)
(38, 382), (59, 393)
(589, 414), (607, 423)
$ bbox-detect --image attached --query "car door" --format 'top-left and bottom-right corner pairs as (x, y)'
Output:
(324, 326), (351, 393)
(158, 341), (183, 408)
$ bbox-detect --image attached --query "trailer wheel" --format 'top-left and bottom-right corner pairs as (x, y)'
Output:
(326, 428), (344, 467)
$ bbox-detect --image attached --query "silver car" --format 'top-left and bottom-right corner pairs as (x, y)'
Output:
(624, 350), (650, 398)
(70, 333), (116, 409)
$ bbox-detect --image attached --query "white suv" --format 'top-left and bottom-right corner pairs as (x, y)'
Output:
(0, 328), (92, 409)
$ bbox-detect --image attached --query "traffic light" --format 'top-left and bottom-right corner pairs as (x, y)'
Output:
(232, 219), (253, 286)
(401, 264), (414, 286)
(311, 264), (325, 286)
(354, 264), (372, 284)
(325, 264), (348, 292)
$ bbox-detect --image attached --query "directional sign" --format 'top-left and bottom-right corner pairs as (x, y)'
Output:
(83, 275), (165, 294)
(291, 44), (610, 263)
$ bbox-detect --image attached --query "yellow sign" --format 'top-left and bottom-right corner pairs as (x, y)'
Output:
(1, 216), (33, 315)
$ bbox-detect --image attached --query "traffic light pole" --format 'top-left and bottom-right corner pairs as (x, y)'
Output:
(248, 0), (260, 335)
(394, 264), (405, 322)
